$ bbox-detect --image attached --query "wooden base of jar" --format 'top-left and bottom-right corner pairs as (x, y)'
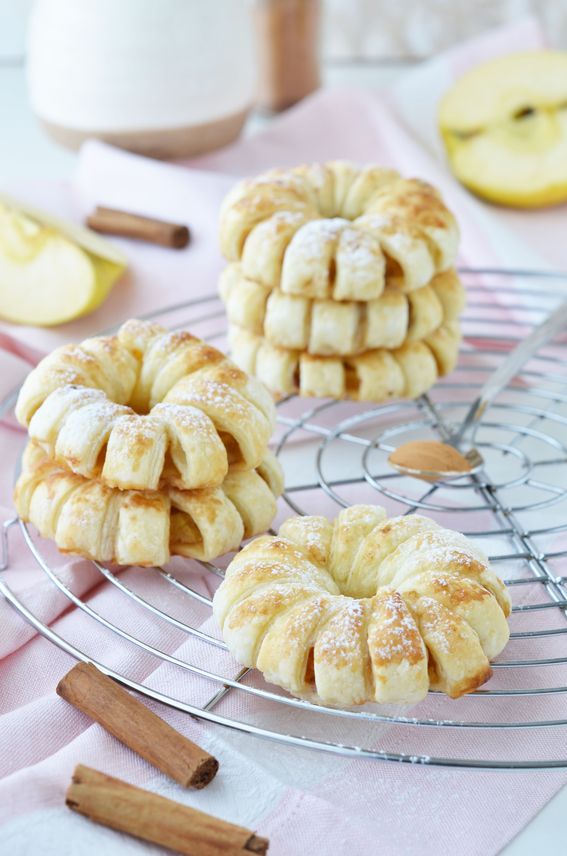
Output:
(39, 106), (251, 159)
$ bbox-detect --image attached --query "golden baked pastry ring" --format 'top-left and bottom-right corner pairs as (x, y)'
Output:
(15, 319), (276, 492)
(219, 162), (460, 299)
(214, 506), (511, 707)
(15, 441), (284, 566)
(221, 265), (465, 357)
(229, 322), (461, 401)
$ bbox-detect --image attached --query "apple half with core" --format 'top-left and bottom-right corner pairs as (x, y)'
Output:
(439, 51), (567, 208)
(0, 197), (127, 326)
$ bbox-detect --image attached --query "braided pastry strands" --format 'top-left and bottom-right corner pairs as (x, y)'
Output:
(228, 322), (461, 401)
(16, 319), (276, 491)
(213, 506), (511, 706)
(219, 162), (459, 298)
(14, 444), (284, 566)
(221, 265), (465, 357)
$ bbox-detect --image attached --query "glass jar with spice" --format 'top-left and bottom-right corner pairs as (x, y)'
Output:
(254, 0), (321, 112)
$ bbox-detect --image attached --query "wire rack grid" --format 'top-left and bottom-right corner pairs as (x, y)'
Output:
(3, 268), (567, 771)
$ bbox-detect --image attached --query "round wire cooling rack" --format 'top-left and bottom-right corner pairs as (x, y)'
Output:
(3, 268), (567, 770)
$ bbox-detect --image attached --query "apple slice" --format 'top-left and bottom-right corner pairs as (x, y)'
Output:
(439, 51), (567, 208)
(0, 198), (127, 326)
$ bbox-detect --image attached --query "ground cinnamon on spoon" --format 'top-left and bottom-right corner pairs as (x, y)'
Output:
(388, 440), (471, 482)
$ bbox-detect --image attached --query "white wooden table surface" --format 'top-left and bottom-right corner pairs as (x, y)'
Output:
(1, 16), (567, 853)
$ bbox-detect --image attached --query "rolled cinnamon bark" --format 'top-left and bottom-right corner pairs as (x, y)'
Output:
(66, 765), (269, 855)
(57, 662), (217, 788)
(86, 206), (190, 248)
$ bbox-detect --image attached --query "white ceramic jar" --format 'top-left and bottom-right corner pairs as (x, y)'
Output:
(27, 0), (256, 158)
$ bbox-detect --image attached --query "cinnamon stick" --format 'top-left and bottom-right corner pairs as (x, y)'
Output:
(66, 765), (269, 855)
(86, 206), (190, 248)
(57, 662), (217, 788)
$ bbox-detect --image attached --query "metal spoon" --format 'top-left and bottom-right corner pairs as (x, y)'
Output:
(389, 295), (567, 482)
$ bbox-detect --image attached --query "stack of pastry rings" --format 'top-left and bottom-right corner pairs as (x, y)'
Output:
(218, 161), (464, 401)
(13, 319), (284, 566)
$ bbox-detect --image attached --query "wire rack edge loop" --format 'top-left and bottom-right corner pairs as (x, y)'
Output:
(3, 268), (567, 771)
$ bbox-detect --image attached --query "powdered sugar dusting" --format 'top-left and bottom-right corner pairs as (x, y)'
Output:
(317, 599), (366, 664)
(267, 211), (306, 228)
(112, 414), (163, 440)
(285, 594), (329, 639)
(370, 592), (423, 664)
(153, 402), (213, 431)
(339, 227), (383, 270)
(290, 218), (348, 261)
(177, 381), (249, 416)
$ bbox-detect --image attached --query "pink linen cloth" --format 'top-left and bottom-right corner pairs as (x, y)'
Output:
(2, 15), (567, 856)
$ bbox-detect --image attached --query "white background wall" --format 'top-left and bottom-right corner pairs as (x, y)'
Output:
(0, 0), (33, 57)
(323, 0), (567, 59)
(2, 0), (567, 64)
